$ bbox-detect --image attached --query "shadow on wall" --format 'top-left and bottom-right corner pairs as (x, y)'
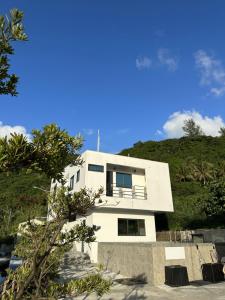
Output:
(114, 273), (147, 285)
(107, 286), (148, 300)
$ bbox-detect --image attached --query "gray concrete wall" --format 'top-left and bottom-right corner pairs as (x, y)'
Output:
(195, 229), (225, 243)
(215, 242), (225, 261)
(98, 242), (217, 285)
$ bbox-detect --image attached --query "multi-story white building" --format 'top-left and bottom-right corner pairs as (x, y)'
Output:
(50, 150), (174, 262)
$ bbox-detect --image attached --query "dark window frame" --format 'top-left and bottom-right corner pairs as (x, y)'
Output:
(69, 175), (74, 190)
(116, 172), (132, 188)
(88, 164), (104, 172)
(76, 170), (80, 182)
(118, 218), (146, 236)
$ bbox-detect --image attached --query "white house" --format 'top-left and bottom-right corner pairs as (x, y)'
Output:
(50, 150), (174, 262)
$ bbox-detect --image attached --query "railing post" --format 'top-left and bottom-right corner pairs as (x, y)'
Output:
(132, 186), (136, 199)
(119, 188), (123, 198)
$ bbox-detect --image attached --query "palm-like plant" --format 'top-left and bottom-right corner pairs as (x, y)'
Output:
(192, 161), (214, 185)
(176, 164), (194, 182)
(216, 160), (225, 178)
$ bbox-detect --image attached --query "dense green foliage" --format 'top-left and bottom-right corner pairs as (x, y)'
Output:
(119, 135), (225, 230)
(0, 123), (83, 238)
(0, 124), (83, 182)
(202, 178), (225, 218)
(0, 9), (27, 96)
(0, 172), (50, 238)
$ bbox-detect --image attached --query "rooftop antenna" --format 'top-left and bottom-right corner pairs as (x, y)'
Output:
(97, 129), (100, 152)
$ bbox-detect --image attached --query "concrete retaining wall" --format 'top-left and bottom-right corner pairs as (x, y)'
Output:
(98, 242), (217, 285)
(195, 229), (225, 243)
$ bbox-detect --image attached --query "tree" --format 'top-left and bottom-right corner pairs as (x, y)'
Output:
(0, 172), (49, 239)
(219, 127), (225, 137)
(0, 123), (83, 182)
(216, 160), (225, 178)
(0, 9), (27, 96)
(192, 161), (214, 185)
(0, 124), (112, 299)
(176, 164), (194, 182)
(2, 186), (111, 299)
(201, 178), (225, 218)
(182, 118), (204, 137)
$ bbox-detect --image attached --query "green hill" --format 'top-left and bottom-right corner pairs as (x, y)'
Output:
(0, 172), (50, 238)
(119, 136), (225, 230)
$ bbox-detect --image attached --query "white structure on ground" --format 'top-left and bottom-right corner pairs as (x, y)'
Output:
(50, 150), (174, 262)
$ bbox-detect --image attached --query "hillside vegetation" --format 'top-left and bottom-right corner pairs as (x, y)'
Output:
(0, 172), (50, 238)
(119, 136), (225, 230)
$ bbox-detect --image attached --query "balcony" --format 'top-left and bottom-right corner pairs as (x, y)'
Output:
(106, 183), (147, 200)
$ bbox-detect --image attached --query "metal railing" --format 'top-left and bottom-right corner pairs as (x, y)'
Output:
(106, 183), (147, 200)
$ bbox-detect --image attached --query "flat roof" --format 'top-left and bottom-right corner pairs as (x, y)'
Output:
(82, 150), (168, 165)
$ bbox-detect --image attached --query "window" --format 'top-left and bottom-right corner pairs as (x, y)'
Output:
(118, 218), (146, 236)
(69, 175), (74, 190)
(116, 172), (132, 188)
(88, 164), (104, 172)
(76, 170), (80, 182)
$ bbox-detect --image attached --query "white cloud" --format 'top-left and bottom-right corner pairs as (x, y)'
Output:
(162, 110), (225, 138)
(82, 128), (94, 136)
(194, 50), (225, 97)
(0, 121), (30, 140)
(155, 129), (163, 136)
(157, 48), (178, 71)
(136, 56), (152, 70)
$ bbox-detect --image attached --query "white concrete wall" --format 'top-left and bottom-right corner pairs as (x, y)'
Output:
(132, 172), (146, 186)
(63, 209), (156, 263)
(50, 150), (173, 213)
(86, 209), (156, 262)
(93, 210), (156, 243)
(82, 151), (173, 213)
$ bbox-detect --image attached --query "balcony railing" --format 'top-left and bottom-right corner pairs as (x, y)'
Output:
(106, 183), (147, 200)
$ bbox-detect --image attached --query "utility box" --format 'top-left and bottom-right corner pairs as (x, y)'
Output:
(202, 263), (224, 282)
(165, 265), (189, 286)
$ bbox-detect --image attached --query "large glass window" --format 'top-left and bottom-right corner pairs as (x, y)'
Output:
(69, 175), (74, 190)
(116, 172), (132, 188)
(118, 218), (146, 236)
(88, 164), (104, 172)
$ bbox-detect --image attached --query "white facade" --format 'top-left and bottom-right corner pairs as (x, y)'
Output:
(50, 150), (173, 262)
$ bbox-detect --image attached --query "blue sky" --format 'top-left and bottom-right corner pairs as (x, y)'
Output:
(1, 1), (225, 153)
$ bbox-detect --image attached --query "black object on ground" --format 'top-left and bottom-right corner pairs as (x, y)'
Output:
(202, 263), (224, 283)
(165, 265), (189, 287)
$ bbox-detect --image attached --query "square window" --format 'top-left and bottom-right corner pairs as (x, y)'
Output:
(118, 218), (146, 236)
(116, 172), (132, 188)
